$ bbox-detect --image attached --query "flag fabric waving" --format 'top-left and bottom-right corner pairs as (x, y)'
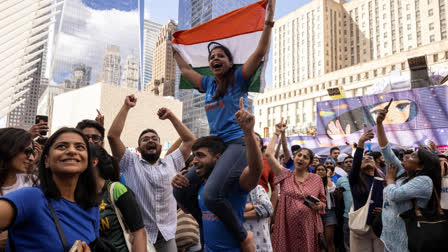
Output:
(172, 0), (268, 93)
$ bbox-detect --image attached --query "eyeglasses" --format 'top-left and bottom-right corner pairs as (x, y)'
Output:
(24, 147), (35, 158)
(85, 134), (103, 143)
(362, 156), (374, 161)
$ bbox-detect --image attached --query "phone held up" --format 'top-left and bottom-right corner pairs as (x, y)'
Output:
(35, 115), (48, 136)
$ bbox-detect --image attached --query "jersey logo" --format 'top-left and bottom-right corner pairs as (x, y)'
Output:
(204, 100), (225, 112)
(202, 211), (219, 221)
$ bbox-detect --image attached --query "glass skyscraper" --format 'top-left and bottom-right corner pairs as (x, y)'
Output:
(50, 0), (141, 89)
(177, 0), (258, 137)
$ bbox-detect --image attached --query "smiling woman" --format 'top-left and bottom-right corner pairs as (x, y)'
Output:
(0, 128), (100, 251)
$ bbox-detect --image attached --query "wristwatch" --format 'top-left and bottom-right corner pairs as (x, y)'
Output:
(265, 20), (275, 27)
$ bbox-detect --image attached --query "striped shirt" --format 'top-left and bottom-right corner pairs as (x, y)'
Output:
(120, 149), (185, 244)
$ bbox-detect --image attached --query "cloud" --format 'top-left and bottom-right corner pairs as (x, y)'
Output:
(52, 0), (140, 85)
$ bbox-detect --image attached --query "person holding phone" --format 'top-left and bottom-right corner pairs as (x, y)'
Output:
(265, 120), (326, 252)
(348, 130), (384, 252)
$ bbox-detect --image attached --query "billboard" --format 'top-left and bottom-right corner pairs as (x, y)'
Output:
(315, 86), (448, 148)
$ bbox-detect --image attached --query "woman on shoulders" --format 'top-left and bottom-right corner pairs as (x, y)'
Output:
(0, 127), (99, 251)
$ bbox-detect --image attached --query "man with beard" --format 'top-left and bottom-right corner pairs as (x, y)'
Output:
(325, 157), (341, 183)
(108, 94), (196, 252)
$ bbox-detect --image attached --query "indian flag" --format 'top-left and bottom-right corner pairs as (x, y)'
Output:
(172, 0), (268, 93)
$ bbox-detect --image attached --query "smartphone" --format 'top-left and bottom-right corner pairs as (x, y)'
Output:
(69, 240), (83, 252)
(35, 115), (48, 136)
(384, 98), (394, 110)
(304, 195), (320, 209)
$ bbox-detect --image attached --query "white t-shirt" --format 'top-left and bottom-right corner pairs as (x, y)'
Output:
(1, 174), (33, 196)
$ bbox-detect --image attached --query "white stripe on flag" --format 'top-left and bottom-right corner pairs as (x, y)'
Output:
(172, 31), (263, 68)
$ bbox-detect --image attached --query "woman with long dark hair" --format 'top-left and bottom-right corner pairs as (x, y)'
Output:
(265, 120), (326, 252)
(0, 128), (36, 250)
(348, 130), (384, 252)
(316, 164), (336, 252)
(0, 127), (99, 251)
(172, 0), (276, 249)
(376, 108), (440, 252)
(90, 144), (148, 252)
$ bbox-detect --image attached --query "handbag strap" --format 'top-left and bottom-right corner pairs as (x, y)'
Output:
(47, 199), (69, 252)
(411, 187), (445, 217)
(108, 182), (132, 249)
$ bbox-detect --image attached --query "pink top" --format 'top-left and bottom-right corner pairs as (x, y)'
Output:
(272, 169), (326, 252)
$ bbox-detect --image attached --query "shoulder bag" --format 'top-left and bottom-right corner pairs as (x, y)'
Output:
(348, 183), (373, 235)
(108, 182), (156, 252)
(399, 188), (448, 252)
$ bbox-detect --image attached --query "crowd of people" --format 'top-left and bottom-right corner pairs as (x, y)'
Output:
(1, 0), (448, 251)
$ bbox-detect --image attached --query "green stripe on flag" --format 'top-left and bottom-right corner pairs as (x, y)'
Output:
(179, 62), (263, 93)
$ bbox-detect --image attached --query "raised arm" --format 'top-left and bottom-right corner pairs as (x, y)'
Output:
(173, 49), (202, 90)
(376, 109), (389, 148)
(280, 120), (291, 163)
(158, 108), (196, 161)
(107, 95), (136, 160)
(265, 120), (287, 176)
(349, 130), (374, 187)
(274, 141), (281, 159)
(236, 98), (263, 192)
(242, 0), (276, 79)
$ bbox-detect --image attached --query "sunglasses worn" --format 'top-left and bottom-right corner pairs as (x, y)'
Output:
(24, 147), (35, 158)
(85, 134), (103, 143)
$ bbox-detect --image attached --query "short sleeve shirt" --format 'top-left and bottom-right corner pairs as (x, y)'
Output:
(201, 66), (248, 143)
(198, 181), (248, 252)
(1, 187), (99, 252)
(119, 149), (185, 243)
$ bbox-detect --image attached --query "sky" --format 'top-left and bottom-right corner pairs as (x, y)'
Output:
(145, 0), (312, 87)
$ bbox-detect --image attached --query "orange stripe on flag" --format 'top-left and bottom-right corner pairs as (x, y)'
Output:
(172, 0), (266, 45)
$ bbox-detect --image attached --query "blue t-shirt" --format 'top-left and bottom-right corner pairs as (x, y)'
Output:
(201, 66), (248, 143)
(330, 173), (342, 184)
(198, 181), (248, 252)
(284, 158), (294, 170)
(1, 187), (99, 252)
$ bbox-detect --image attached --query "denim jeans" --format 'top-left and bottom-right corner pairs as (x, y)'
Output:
(173, 137), (248, 243)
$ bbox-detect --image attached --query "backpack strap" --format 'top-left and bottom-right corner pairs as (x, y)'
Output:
(47, 199), (69, 251)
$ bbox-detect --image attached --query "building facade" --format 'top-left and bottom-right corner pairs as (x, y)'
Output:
(121, 53), (139, 89)
(177, 0), (258, 137)
(146, 20), (178, 96)
(142, 19), (163, 88)
(51, 0), (140, 88)
(259, 0), (448, 137)
(3, 0), (64, 128)
(51, 83), (182, 153)
(273, 0), (448, 89)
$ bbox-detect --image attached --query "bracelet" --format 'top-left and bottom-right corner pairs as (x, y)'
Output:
(265, 20), (275, 27)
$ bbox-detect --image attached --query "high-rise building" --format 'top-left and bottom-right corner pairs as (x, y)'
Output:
(256, 0), (448, 136)
(98, 45), (121, 86)
(51, 0), (141, 88)
(147, 20), (177, 96)
(121, 53), (139, 89)
(143, 20), (163, 88)
(3, 0), (64, 128)
(177, 0), (258, 137)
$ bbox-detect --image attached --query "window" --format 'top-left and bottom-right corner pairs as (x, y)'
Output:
(407, 14), (411, 20)
(430, 35), (435, 42)
(408, 34), (412, 40)
(429, 23), (435, 30)
(428, 9), (434, 16)
(434, 53), (439, 62)
(407, 24), (411, 30)
(401, 62), (406, 70)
